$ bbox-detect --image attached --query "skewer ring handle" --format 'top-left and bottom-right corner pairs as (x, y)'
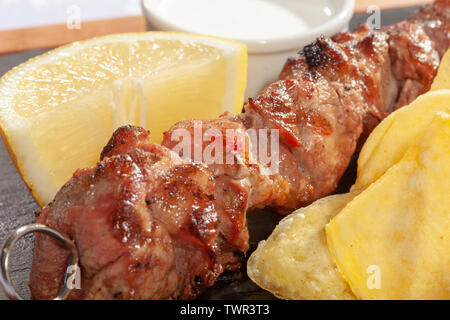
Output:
(0, 223), (79, 300)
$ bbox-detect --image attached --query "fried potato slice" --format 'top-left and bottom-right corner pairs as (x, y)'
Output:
(247, 193), (356, 300)
(355, 90), (450, 189)
(431, 49), (450, 91)
(327, 113), (450, 300)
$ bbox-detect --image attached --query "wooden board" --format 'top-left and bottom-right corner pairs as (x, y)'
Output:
(0, 16), (147, 55)
(355, 0), (432, 12)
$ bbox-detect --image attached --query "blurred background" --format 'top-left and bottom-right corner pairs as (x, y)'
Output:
(0, 0), (433, 55)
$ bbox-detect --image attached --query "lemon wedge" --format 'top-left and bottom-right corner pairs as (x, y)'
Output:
(0, 32), (247, 206)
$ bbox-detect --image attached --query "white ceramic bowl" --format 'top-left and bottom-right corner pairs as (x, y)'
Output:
(142, 0), (355, 98)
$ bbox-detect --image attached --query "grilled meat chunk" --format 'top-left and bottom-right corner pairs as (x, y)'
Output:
(386, 22), (440, 107)
(30, 126), (225, 299)
(408, 0), (450, 58)
(244, 2), (447, 210)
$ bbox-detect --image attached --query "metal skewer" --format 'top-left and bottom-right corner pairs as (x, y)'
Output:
(0, 224), (79, 300)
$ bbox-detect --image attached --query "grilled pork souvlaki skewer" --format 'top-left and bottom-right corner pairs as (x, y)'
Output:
(20, 0), (450, 299)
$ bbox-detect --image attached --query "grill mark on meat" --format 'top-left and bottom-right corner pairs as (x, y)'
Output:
(359, 33), (377, 57)
(302, 42), (326, 68)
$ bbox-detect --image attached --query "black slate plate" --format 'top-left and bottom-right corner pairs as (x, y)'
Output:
(0, 7), (417, 300)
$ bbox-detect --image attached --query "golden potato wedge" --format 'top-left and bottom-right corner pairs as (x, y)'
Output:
(431, 49), (450, 91)
(327, 113), (450, 300)
(355, 90), (450, 189)
(247, 193), (357, 300)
